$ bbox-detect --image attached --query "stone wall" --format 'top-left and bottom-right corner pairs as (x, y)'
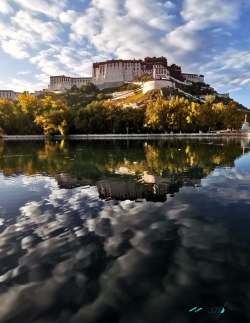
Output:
(142, 80), (175, 94)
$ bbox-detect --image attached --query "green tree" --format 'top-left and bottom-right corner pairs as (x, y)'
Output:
(195, 96), (216, 131)
(0, 99), (17, 134)
(222, 101), (242, 129)
(97, 93), (105, 101)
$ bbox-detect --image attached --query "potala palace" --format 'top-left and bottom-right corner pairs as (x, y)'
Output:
(48, 56), (205, 92)
(0, 56), (230, 99)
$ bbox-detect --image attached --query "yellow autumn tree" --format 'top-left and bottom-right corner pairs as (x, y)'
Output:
(17, 93), (40, 134)
(186, 102), (201, 131)
(145, 96), (190, 132)
(35, 97), (69, 135)
(0, 99), (16, 134)
(222, 101), (242, 129)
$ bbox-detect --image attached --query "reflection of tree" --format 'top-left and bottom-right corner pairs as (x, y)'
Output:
(0, 139), (245, 195)
(0, 140), (241, 179)
(0, 140), (71, 176)
(144, 140), (241, 177)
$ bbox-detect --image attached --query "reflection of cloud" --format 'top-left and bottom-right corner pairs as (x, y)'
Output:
(0, 157), (250, 321)
(199, 167), (250, 203)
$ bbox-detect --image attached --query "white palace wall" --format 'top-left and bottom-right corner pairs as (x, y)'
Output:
(142, 80), (175, 94)
(92, 61), (143, 86)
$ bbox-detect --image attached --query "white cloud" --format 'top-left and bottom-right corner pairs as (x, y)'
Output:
(200, 49), (250, 88)
(12, 0), (67, 19)
(228, 87), (241, 93)
(29, 45), (109, 78)
(1, 40), (29, 59)
(181, 0), (241, 29)
(11, 11), (62, 43)
(30, 48), (64, 76)
(162, 0), (242, 62)
(17, 71), (30, 75)
(163, 1), (176, 9)
(212, 28), (232, 36)
(70, 0), (177, 59)
(68, 0), (244, 70)
(164, 25), (199, 52)
(0, 11), (62, 58)
(4, 77), (49, 93)
(198, 49), (250, 90)
(211, 50), (250, 70)
(59, 10), (79, 24)
(0, 0), (14, 14)
(35, 73), (49, 82)
(0, 0), (247, 101)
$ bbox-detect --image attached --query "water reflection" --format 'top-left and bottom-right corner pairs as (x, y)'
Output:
(0, 139), (250, 323)
(0, 138), (246, 202)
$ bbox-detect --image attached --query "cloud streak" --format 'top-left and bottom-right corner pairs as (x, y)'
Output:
(0, 0), (249, 106)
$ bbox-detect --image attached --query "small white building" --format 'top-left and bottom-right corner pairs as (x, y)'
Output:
(216, 93), (229, 98)
(182, 74), (204, 83)
(0, 90), (20, 101)
(152, 65), (170, 80)
(200, 93), (230, 100)
(48, 75), (92, 91)
(142, 65), (174, 94)
(30, 89), (48, 96)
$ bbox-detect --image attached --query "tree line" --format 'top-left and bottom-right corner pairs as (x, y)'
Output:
(0, 85), (248, 135)
(0, 139), (242, 179)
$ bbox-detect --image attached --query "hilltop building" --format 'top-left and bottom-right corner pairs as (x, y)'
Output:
(48, 56), (205, 92)
(0, 90), (20, 101)
(48, 76), (92, 91)
(182, 73), (204, 83)
(0, 89), (50, 100)
(91, 56), (204, 88)
(31, 89), (49, 96)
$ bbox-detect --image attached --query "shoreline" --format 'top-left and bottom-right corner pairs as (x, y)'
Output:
(0, 133), (250, 140)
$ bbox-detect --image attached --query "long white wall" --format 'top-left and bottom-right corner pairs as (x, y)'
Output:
(142, 80), (175, 94)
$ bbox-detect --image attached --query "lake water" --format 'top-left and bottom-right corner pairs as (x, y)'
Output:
(0, 138), (250, 323)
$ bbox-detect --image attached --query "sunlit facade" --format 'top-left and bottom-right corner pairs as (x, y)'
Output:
(0, 90), (20, 101)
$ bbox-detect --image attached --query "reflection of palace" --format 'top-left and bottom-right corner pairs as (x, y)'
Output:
(54, 171), (201, 203)
(96, 173), (201, 202)
(96, 177), (170, 202)
(241, 139), (250, 154)
(1, 139), (244, 203)
(55, 173), (93, 189)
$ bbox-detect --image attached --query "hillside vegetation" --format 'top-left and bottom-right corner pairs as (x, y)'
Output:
(0, 82), (249, 136)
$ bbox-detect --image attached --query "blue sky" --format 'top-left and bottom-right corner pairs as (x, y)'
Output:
(0, 0), (250, 108)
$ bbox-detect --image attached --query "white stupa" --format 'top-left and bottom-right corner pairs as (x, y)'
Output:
(242, 114), (250, 132)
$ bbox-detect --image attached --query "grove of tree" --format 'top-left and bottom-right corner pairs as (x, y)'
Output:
(0, 83), (248, 135)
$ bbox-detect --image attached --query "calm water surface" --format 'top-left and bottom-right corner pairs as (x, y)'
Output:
(0, 138), (250, 323)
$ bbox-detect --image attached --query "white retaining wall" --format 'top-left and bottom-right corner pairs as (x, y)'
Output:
(143, 80), (175, 94)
